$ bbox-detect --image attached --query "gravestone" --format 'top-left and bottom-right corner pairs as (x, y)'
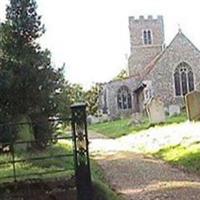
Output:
(99, 114), (110, 123)
(146, 97), (166, 124)
(129, 112), (143, 125)
(169, 104), (181, 117)
(87, 115), (100, 124)
(185, 91), (200, 121)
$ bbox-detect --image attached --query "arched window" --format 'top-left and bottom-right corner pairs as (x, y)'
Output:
(174, 62), (194, 96)
(143, 30), (148, 45)
(117, 86), (132, 110)
(174, 70), (181, 96)
(143, 30), (152, 45)
(147, 30), (152, 44)
(102, 89), (108, 114)
(188, 71), (194, 91)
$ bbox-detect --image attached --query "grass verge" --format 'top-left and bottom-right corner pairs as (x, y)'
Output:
(91, 160), (124, 200)
(89, 112), (187, 138)
(154, 143), (200, 174)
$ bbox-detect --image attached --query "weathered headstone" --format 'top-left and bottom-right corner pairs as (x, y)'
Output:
(169, 104), (181, 117)
(87, 115), (92, 125)
(129, 112), (143, 125)
(185, 91), (200, 121)
(99, 114), (110, 123)
(87, 115), (100, 124)
(146, 97), (166, 124)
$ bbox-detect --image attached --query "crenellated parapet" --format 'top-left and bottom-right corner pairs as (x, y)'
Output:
(129, 15), (163, 23)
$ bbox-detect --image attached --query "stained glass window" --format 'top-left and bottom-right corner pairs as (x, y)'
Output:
(174, 62), (194, 96)
(117, 86), (132, 110)
(174, 71), (181, 96)
(188, 71), (194, 92)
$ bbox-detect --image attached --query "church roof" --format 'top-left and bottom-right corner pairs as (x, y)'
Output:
(132, 30), (200, 91)
(141, 30), (200, 80)
(105, 30), (200, 93)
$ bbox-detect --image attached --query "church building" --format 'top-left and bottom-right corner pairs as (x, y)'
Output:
(100, 15), (200, 118)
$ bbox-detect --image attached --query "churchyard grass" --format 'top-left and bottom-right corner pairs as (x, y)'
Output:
(0, 140), (122, 199)
(0, 141), (74, 182)
(89, 118), (150, 138)
(164, 112), (187, 124)
(154, 143), (200, 174)
(89, 112), (187, 138)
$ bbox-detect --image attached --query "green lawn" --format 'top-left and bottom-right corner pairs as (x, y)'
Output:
(89, 112), (187, 138)
(89, 118), (150, 138)
(154, 143), (200, 174)
(165, 112), (187, 124)
(0, 140), (122, 200)
(0, 141), (74, 182)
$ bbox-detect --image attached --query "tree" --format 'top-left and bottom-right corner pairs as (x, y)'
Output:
(55, 81), (74, 120)
(57, 82), (102, 118)
(113, 69), (128, 81)
(56, 83), (85, 121)
(85, 83), (102, 116)
(0, 0), (65, 147)
(54, 82), (87, 139)
(69, 84), (85, 104)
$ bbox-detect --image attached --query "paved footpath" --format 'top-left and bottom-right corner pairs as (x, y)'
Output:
(88, 129), (200, 200)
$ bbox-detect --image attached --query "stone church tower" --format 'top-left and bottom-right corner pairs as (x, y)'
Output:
(128, 15), (165, 76)
(99, 15), (200, 119)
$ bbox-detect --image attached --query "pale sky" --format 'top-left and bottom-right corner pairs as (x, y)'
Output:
(0, 0), (200, 89)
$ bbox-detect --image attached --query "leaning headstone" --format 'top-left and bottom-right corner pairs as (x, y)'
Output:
(185, 91), (200, 121)
(146, 97), (166, 124)
(169, 104), (181, 117)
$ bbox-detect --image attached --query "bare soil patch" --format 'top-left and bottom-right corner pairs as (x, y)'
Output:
(0, 177), (76, 200)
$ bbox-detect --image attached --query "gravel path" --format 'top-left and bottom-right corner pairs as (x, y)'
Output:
(89, 122), (200, 200)
(95, 152), (200, 200)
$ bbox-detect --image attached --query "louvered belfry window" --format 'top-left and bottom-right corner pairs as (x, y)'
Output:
(143, 30), (152, 45)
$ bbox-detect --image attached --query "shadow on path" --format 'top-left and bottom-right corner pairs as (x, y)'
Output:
(94, 152), (200, 200)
